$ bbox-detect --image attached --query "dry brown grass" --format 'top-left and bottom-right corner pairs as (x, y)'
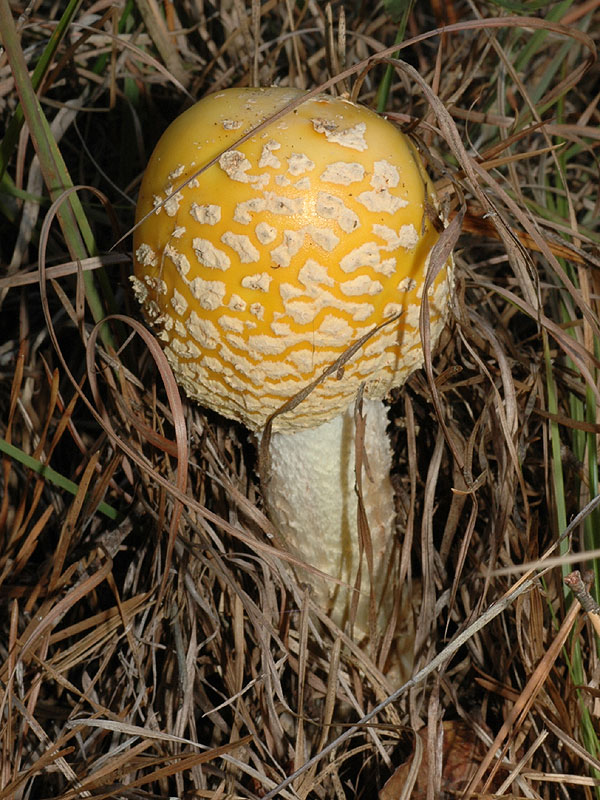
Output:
(1, 0), (600, 797)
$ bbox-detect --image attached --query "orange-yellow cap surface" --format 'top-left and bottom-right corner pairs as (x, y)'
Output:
(132, 87), (452, 432)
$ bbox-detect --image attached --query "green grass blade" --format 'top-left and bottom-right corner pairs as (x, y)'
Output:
(0, 0), (113, 346)
(0, 0), (83, 182)
(0, 437), (119, 521)
(543, 330), (568, 564)
(513, 0), (575, 73)
(376, 0), (414, 113)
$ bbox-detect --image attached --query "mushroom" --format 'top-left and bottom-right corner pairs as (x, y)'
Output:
(131, 87), (453, 676)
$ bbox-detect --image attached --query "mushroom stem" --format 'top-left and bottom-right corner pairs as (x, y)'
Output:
(264, 398), (407, 665)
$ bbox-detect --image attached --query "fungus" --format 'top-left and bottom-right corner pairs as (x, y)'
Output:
(132, 87), (453, 677)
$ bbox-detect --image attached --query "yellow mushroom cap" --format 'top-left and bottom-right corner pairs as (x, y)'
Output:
(132, 87), (453, 433)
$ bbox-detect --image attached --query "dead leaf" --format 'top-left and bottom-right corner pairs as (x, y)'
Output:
(380, 722), (493, 799)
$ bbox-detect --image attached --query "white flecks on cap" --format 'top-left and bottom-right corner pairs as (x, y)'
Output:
(222, 118), (243, 130)
(163, 190), (184, 216)
(315, 192), (359, 233)
(372, 160), (400, 189)
(218, 150), (269, 188)
(261, 375), (308, 398)
(294, 177), (311, 191)
(135, 243), (158, 267)
(383, 302), (403, 318)
(270, 320), (295, 336)
(340, 275), (384, 296)
(282, 291), (375, 325)
(311, 119), (368, 151)
(241, 272), (273, 292)
(259, 360), (302, 381)
(228, 294), (247, 312)
(281, 299), (319, 325)
(282, 264), (379, 322)
(279, 282), (304, 302)
(397, 224), (420, 249)
(340, 242), (381, 273)
(187, 276), (226, 310)
(158, 314), (174, 331)
(174, 319), (188, 338)
(264, 192), (304, 215)
(346, 301), (375, 322)
(146, 300), (160, 320)
(192, 238), (231, 270)
(306, 225), (339, 252)
(186, 340), (201, 358)
(169, 338), (188, 356)
(416, 252), (431, 297)
(372, 257), (396, 277)
(259, 140), (281, 168)
(271, 229), (306, 267)
(164, 244), (191, 277)
(321, 161), (365, 185)
(234, 197), (267, 224)
(249, 302), (265, 320)
(357, 160), (408, 214)
(398, 277), (417, 293)
(255, 221), (277, 244)
(287, 153), (315, 175)
(403, 304), (421, 328)
(286, 348), (321, 372)
(247, 333), (290, 356)
(130, 275), (148, 303)
(144, 276), (167, 294)
(172, 225), (186, 238)
(376, 224), (420, 253)
(171, 288), (188, 316)
(167, 164), (185, 180)
(372, 224), (400, 249)
(320, 290), (376, 321)
(187, 311), (220, 348)
(218, 314), (245, 333)
(434, 276), (451, 308)
(218, 150), (254, 182)
(220, 335), (250, 358)
(317, 314), (354, 344)
(221, 232), (260, 263)
(298, 259), (334, 289)
(190, 203), (222, 225)
(202, 353), (231, 376)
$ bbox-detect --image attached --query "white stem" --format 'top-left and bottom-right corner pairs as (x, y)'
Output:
(264, 399), (409, 671)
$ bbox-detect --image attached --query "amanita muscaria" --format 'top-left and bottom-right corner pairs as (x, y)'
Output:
(131, 86), (453, 674)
